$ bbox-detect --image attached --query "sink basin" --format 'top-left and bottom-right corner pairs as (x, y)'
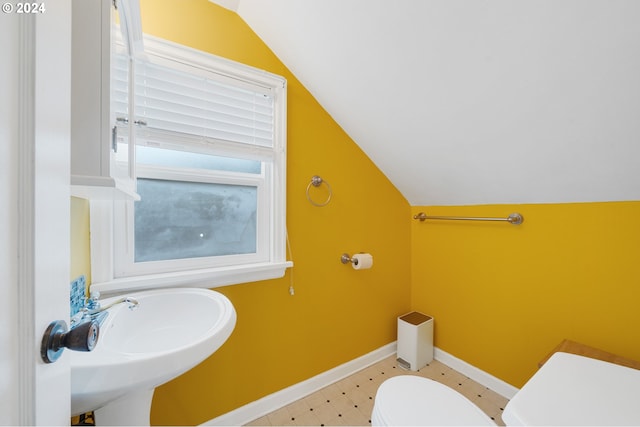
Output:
(70, 287), (236, 425)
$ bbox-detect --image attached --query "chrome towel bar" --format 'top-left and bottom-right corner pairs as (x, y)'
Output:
(413, 212), (524, 225)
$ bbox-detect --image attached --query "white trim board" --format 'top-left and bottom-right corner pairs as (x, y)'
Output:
(434, 347), (519, 400)
(203, 343), (519, 426)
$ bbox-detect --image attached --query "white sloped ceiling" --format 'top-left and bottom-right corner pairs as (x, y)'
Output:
(215, 0), (640, 206)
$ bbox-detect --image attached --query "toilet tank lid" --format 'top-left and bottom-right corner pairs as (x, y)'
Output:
(503, 352), (640, 426)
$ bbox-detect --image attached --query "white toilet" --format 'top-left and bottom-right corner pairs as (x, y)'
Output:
(371, 375), (496, 426)
(372, 352), (640, 426)
(503, 352), (640, 425)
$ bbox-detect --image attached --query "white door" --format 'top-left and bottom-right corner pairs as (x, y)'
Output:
(0, 5), (72, 425)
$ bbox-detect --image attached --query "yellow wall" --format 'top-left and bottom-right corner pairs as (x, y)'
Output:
(411, 202), (640, 387)
(134, 1), (411, 425)
(70, 197), (91, 285)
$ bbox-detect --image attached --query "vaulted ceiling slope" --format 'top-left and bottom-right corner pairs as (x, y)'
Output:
(215, 0), (640, 206)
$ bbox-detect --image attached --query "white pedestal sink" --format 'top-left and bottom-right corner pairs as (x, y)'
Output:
(70, 287), (236, 426)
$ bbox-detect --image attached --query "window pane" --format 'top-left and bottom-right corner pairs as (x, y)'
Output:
(135, 178), (257, 262)
(137, 145), (261, 174)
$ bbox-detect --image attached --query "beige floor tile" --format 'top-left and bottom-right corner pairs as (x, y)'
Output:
(348, 386), (374, 407)
(310, 401), (338, 422)
(302, 390), (329, 410)
(438, 368), (471, 389)
(356, 409), (374, 425)
(266, 406), (295, 426)
(321, 414), (349, 427)
(286, 398), (312, 417)
(334, 375), (358, 393)
(335, 406), (367, 426)
(482, 387), (509, 409)
(290, 409), (321, 426)
(328, 393), (356, 415)
(357, 363), (383, 379)
(355, 397), (375, 422)
(318, 382), (342, 400)
(415, 360), (450, 380)
(453, 376), (486, 400)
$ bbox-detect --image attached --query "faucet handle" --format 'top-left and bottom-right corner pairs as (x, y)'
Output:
(86, 290), (101, 310)
(70, 307), (89, 328)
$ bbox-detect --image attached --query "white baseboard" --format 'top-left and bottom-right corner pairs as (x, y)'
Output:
(203, 342), (397, 426)
(203, 342), (519, 426)
(434, 347), (519, 399)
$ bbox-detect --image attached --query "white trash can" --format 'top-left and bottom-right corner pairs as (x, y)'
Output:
(397, 312), (433, 371)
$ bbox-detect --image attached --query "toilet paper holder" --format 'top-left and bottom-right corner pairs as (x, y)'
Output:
(341, 253), (374, 269)
(341, 253), (355, 264)
(341, 253), (362, 265)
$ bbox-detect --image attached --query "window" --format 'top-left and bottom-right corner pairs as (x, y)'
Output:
(91, 34), (289, 294)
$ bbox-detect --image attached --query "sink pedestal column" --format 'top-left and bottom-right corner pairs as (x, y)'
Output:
(94, 388), (155, 426)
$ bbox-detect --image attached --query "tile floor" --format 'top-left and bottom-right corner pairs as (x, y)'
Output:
(245, 355), (509, 426)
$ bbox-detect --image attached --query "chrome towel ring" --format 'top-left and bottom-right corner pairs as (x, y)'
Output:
(306, 175), (332, 207)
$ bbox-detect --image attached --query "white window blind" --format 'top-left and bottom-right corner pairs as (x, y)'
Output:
(111, 45), (129, 122)
(112, 51), (275, 148)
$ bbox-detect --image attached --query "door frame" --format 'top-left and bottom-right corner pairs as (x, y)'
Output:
(3, 6), (72, 425)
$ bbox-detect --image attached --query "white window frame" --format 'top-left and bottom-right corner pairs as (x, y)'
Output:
(90, 35), (290, 295)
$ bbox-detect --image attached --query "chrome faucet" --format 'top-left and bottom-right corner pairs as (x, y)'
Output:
(88, 296), (139, 315)
(70, 292), (139, 328)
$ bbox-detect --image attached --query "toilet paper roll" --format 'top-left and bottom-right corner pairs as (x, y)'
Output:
(352, 253), (373, 270)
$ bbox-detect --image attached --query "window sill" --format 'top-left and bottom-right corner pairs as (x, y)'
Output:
(71, 176), (141, 201)
(90, 261), (293, 296)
